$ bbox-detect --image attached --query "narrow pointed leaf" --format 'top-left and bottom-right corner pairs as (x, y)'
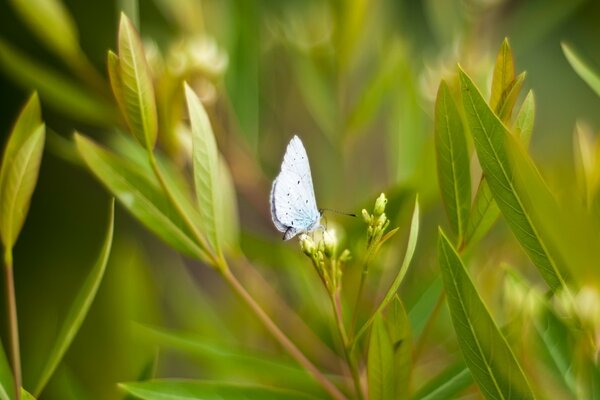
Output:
(0, 343), (13, 400)
(20, 389), (35, 400)
(0, 38), (114, 124)
(514, 91), (535, 146)
(354, 198), (419, 344)
(119, 380), (315, 400)
(118, 13), (158, 149)
(107, 51), (128, 122)
(368, 313), (394, 400)
(9, 0), (80, 61)
(561, 43), (600, 98)
(34, 200), (115, 396)
(438, 229), (534, 399)
(387, 296), (411, 398)
(0, 93), (45, 250)
(185, 84), (221, 255)
(497, 72), (526, 123)
(412, 362), (472, 400)
(490, 38), (515, 111)
(434, 81), (471, 240)
(463, 179), (499, 248)
(75, 134), (206, 260)
(459, 67), (568, 292)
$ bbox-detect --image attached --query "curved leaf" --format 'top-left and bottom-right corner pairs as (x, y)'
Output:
(412, 362), (472, 400)
(0, 93), (45, 250)
(434, 81), (470, 241)
(34, 200), (115, 396)
(459, 67), (568, 292)
(117, 13), (158, 149)
(119, 380), (316, 400)
(367, 314), (394, 400)
(75, 134), (207, 260)
(185, 84), (221, 255)
(561, 43), (600, 98)
(438, 229), (535, 399)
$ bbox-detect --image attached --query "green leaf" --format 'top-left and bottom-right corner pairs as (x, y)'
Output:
(20, 389), (35, 400)
(34, 200), (115, 396)
(75, 134), (206, 260)
(367, 313), (394, 400)
(185, 83), (221, 255)
(497, 72), (526, 124)
(0, 343), (14, 400)
(490, 38), (515, 112)
(117, 12), (158, 149)
(514, 91), (535, 146)
(217, 156), (239, 252)
(353, 197), (419, 345)
(434, 81), (471, 241)
(9, 0), (80, 61)
(107, 51), (128, 124)
(561, 42), (600, 98)
(438, 229), (534, 399)
(0, 38), (115, 125)
(459, 67), (568, 292)
(386, 296), (411, 398)
(412, 362), (472, 400)
(0, 93), (45, 250)
(463, 178), (499, 249)
(119, 380), (315, 400)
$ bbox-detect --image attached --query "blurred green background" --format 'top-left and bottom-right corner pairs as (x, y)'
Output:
(1, 0), (600, 398)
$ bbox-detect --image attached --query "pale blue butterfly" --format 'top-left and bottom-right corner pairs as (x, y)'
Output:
(270, 135), (322, 240)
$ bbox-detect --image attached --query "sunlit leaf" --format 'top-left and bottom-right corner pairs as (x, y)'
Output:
(0, 93), (45, 250)
(438, 229), (535, 399)
(107, 51), (128, 124)
(0, 39), (114, 125)
(119, 380), (315, 400)
(367, 313), (394, 400)
(0, 343), (13, 400)
(386, 296), (411, 398)
(20, 389), (35, 400)
(117, 13), (158, 149)
(354, 198), (419, 344)
(34, 200), (115, 397)
(75, 134), (207, 260)
(459, 67), (568, 292)
(9, 0), (80, 61)
(185, 83), (221, 256)
(561, 42), (600, 98)
(411, 362), (472, 400)
(490, 38), (515, 112)
(514, 91), (535, 146)
(497, 72), (526, 123)
(434, 81), (470, 242)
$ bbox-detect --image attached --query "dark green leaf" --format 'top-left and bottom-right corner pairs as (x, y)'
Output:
(185, 83), (221, 255)
(463, 178), (499, 249)
(119, 380), (316, 400)
(0, 343), (13, 400)
(367, 313), (394, 400)
(562, 42), (600, 98)
(0, 93), (45, 250)
(0, 38), (114, 125)
(117, 13), (158, 149)
(34, 200), (115, 396)
(438, 229), (534, 399)
(386, 296), (411, 398)
(459, 67), (568, 292)
(75, 134), (207, 260)
(434, 81), (470, 241)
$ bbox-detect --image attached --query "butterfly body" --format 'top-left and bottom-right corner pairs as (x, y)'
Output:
(270, 135), (321, 240)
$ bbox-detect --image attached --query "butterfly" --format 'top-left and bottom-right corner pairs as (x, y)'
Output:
(270, 135), (322, 240)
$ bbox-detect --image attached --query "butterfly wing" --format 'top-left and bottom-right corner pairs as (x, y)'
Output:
(270, 136), (320, 240)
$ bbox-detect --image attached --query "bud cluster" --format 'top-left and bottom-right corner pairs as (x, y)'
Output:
(362, 193), (390, 247)
(300, 230), (351, 294)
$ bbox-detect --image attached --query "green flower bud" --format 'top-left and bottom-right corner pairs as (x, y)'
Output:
(323, 230), (336, 258)
(361, 209), (371, 224)
(300, 234), (316, 257)
(376, 213), (388, 228)
(374, 193), (387, 216)
(339, 249), (351, 263)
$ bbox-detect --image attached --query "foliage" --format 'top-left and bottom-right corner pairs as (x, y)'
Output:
(0, 1), (599, 399)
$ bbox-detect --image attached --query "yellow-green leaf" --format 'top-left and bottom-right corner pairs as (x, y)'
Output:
(117, 13), (158, 149)
(460, 67), (568, 292)
(434, 81), (471, 241)
(367, 313), (394, 400)
(107, 50), (128, 123)
(438, 229), (535, 399)
(490, 38), (515, 112)
(514, 91), (535, 146)
(0, 93), (45, 250)
(75, 134), (207, 260)
(34, 200), (115, 397)
(0, 343), (13, 400)
(9, 0), (80, 61)
(20, 389), (35, 400)
(185, 83), (221, 256)
(497, 72), (526, 123)
(387, 296), (411, 398)
(562, 42), (600, 98)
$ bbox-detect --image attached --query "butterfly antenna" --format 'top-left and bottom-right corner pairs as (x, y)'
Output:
(319, 208), (357, 217)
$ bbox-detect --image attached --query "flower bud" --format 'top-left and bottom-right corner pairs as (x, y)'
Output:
(339, 249), (351, 263)
(323, 230), (336, 258)
(300, 234), (316, 256)
(361, 209), (371, 224)
(376, 213), (388, 228)
(374, 193), (387, 216)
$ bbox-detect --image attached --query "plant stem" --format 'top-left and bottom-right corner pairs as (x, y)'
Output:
(331, 291), (365, 400)
(4, 248), (21, 400)
(221, 267), (347, 400)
